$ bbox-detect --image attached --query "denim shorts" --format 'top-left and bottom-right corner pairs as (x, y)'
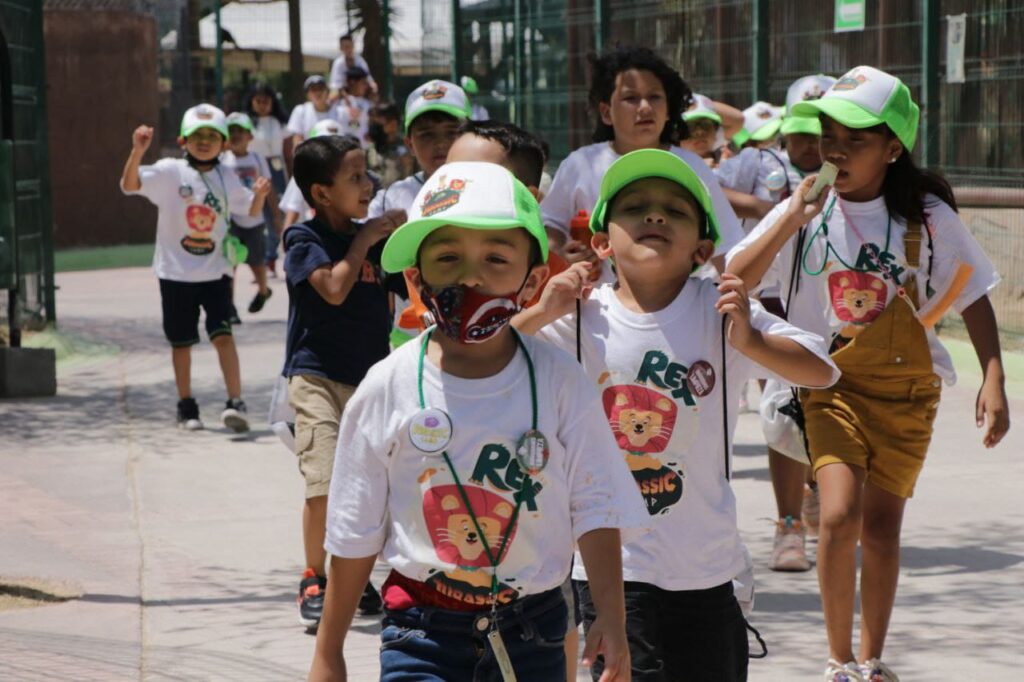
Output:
(379, 586), (567, 682)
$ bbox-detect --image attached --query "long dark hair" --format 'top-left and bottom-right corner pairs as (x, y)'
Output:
(876, 125), (957, 223)
(587, 46), (692, 146)
(245, 82), (288, 124)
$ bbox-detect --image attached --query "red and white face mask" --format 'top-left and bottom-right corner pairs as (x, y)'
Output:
(419, 282), (525, 344)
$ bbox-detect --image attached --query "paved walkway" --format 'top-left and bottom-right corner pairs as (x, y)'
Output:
(1, 266), (1021, 680)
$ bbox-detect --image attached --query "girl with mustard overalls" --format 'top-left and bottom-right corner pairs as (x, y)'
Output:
(727, 66), (1010, 682)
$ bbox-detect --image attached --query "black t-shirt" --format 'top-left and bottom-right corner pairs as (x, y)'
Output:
(283, 218), (395, 385)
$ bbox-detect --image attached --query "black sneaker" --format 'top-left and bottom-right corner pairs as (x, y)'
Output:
(248, 288), (272, 313)
(221, 398), (249, 433)
(176, 397), (204, 431)
(229, 304), (242, 325)
(358, 581), (383, 615)
(298, 568), (327, 628)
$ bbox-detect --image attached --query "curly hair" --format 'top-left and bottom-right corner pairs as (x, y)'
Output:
(587, 46), (693, 145)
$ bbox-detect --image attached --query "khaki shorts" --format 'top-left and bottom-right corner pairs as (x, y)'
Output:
(802, 373), (942, 499)
(288, 374), (356, 498)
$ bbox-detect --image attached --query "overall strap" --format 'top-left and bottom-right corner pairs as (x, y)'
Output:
(902, 220), (922, 308)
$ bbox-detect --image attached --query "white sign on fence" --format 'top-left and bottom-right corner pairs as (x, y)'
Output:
(947, 14), (967, 84)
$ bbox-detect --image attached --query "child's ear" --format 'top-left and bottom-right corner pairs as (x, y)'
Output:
(527, 185), (540, 201)
(519, 263), (550, 304)
(692, 239), (715, 266)
(598, 101), (613, 127)
(592, 232), (613, 260)
(311, 183), (331, 207)
(177, 136), (186, 147)
(887, 139), (905, 163)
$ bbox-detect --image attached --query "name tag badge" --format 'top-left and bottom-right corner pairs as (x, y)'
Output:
(409, 407), (453, 453)
(686, 360), (716, 398)
(270, 157), (285, 172)
(515, 429), (549, 476)
(179, 183), (194, 199)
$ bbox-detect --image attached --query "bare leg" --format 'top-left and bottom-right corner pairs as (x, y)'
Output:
(211, 335), (241, 399)
(858, 481), (907, 662)
(171, 346), (192, 399)
(304, 495), (329, 574)
(816, 462), (865, 663)
(564, 624), (579, 680)
(769, 447), (809, 518)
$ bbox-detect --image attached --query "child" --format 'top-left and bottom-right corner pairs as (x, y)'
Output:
(681, 93), (744, 166)
(223, 112), (278, 314)
(287, 75), (338, 153)
(716, 75), (839, 573)
(283, 133), (407, 630)
(731, 101), (784, 150)
(308, 160), (648, 681)
(120, 104), (269, 431)
(365, 79), (469, 345)
(366, 101), (414, 188)
(516, 148), (838, 681)
(246, 82), (290, 277)
(540, 46), (744, 279)
(336, 67), (372, 147)
(726, 66), (1009, 681)
(328, 32), (377, 100)
(279, 119), (345, 230)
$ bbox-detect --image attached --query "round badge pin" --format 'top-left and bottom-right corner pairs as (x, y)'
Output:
(686, 360), (716, 398)
(179, 183), (194, 199)
(409, 407), (453, 453)
(765, 167), (788, 192)
(515, 429), (550, 476)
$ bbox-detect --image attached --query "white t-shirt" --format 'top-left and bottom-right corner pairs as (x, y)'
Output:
(251, 115), (287, 159)
(541, 142), (744, 257)
(279, 177), (312, 221)
(336, 96), (371, 147)
(366, 172), (426, 333)
(716, 147), (803, 234)
(727, 193), (1000, 385)
(286, 102), (339, 139)
(324, 333), (650, 604)
(328, 54), (376, 91)
(121, 158), (253, 282)
(221, 151), (270, 228)
(537, 278), (837, 591)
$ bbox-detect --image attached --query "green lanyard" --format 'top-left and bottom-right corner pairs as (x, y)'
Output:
(197, 166), (230, 224)
(416, 328), (540, 603)
(801, 195), (893, 277)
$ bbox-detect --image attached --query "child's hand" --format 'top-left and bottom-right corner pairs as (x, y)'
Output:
(253, 176), (271, 198)
(782, 174), (830, 227)
(563, 240), (602, 276)
(361, 208), (406, 245)
(976, 375), (1010, 448)
(539, 262), (594, 318)
(581, 613), (630, 682)
(132, 125), (154, 153)
(716, 273), (757, 351)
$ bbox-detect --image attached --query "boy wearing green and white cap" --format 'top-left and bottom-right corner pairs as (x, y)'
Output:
(223, 111), (279, 314)
(681, 93), (744, 164)
(120, 104), (269, 432)
(310, 161), (648, 682)
(516, 148), (837, 681)
(727, 65), (1007, 682)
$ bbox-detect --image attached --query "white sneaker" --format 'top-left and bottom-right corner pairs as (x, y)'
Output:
(824, 659), (866, 682)
(770, 516), (811, 571)
(861, 658), (899, 682)
(221, 398), (250, 433)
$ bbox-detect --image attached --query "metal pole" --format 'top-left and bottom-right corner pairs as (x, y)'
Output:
(214, 0), (223, 108)
(594, 0), (609, 52)
(514, 0), (523, 126)
(383, 0), (394, 99)
(921, 0), (940, 166)
(752, 0), (769, 103)
(451, 0), (463, 84)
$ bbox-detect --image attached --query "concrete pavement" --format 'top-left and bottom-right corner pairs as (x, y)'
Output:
(1, 266), (1021, 680)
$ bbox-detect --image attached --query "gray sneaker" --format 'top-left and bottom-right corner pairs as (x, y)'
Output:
(221, 398), (249, 433)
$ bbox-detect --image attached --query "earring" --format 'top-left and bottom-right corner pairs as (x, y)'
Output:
(888, 157), (897, 164)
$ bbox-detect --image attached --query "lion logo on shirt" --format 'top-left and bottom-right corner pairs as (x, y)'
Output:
(181, 204), (218, 256)
(420, 478), (520, 606)
(829, 270), (886, 334)
(601, 382), (685, 516)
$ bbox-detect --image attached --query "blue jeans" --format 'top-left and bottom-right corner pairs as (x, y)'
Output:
(379, 587), (567, 682)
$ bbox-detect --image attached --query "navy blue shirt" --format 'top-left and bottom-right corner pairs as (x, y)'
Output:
(283, 218), (392, 385)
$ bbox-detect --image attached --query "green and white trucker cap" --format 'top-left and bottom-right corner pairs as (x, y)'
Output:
(780, 74), (837, 136)
(309, 119), (343, 138)
(791, 66), (920, 151)
(588, 148), (720, 248)
(404, 80), (470, 131)
(180, 104), (228, 139)
(683, 94), (722, 125)
(734, 101), (784, 145)
(381, 161), (548, 273)
(226, 112), (255, 133)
